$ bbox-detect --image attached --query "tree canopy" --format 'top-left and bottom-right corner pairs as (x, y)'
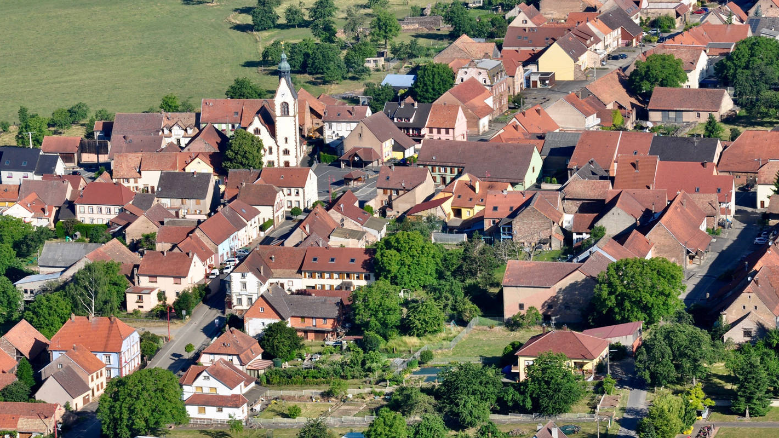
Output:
(404, 299), (445, 336)
(224, 129), (264, 170)
(374, 231), (443, 290)
(23, 291), (72, 338)
(437, 363), (503, 427)
(729, 344), (772, 416)
(635, 322), (713, 386)
(226, 77), (266, 99)
(716, 36), (779, 117)
(364, 83), (397, 113)
(637, 391), (686, 438)
(260, 321), (304, 361)
(252, 0), (280, 31)
(97, 368), (187, 438)
(351, 280), (403, 340)
(64, 261), (128, 317)
(524, 352), (586, 415)
(628, 54), (687, 97)
(365, 408), (407, 438)
(371, 9), (402, 49)
(703, 113), (724, 139)
(412, 63), (455, 103)
(298, 418), (336, 438)
(590, 257), (685, 326)
(284, 4), (305, 27)
(0, 277), (22, 325)
(410, 413), (447, 438)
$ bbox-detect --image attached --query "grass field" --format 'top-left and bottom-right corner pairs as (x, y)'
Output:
(433, 326), (540, 364)
(0, 0), (449, 124)
(713, 428), (779, 438)
(256, 401), (333, 419)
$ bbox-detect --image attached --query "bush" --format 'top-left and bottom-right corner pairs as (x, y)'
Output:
(0, 121), (9, 132)
(407, 359), (419, 369)
(261, 219), (274, 231)
(610, 342), (629, 361)
(290, 207), (303, 218)
(505, 307), (542, 331)
(419, 350), (433, 364)
(287, 405), (302, 419)
(362, 331), (384, 352)
(324, 379), (348, 398)
(185, 343), (195, 353)
(363, 204), (374, 215)
(55, 221), (111, 242)
(319, 151), (338, 164)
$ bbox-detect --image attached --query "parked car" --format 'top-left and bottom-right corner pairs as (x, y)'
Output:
(617, 53), (628, 59)
(224, 257), (238, 266)
(693, 8), (706, 13)
(755, 237), (768, 245)
(223, 264), (234, 274)
(208, 268), (220, 279)
(235, 248), (250, 258)
(71, 170), (81, 175)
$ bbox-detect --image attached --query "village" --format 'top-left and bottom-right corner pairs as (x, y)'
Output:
(3, 0), (779, 437)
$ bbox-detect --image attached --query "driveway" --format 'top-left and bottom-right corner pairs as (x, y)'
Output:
(682, 208), (762, 305)
(611, 359), (648, 438)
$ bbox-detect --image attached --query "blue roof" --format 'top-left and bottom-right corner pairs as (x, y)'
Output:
(14, 272), (62, 285)
(342, 434), (366, 438)
(381, 74), (416, 88)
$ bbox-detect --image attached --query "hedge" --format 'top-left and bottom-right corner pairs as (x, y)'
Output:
(261, 219), (274, 231)
(319, 152), (338, 164)
(55, 221), (110, 242)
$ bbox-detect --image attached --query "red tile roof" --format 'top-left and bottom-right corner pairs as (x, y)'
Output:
(569, 131), (653, 174)
(1, 320), (49, 360)
(585, 70), (640, 111)
(85, 239), (141, 278)
(184, 393), (248, 408)
(156, 225), (195, 244)
(0, 349), (16, 373)
(296, 205), (339, 240)
(651, 191), (712, 253)
(41, 136), (80, 154)
(726, 1), (748, 21)
(322, 105), (370, 122)
(613, 155), (659, 190)
(175, 235), (215, 266)
(498, 105), (559, 135)
(582, 321), (643, 339)
(258, 167), (312, 188)
(562, 179), (611, 200)
(64, 344), (106, 374)
(758, 161), (779, 185)
(237, 183), (280, 207)
(622, 230), (654, 258)
(515, 330), (609, 360)
(648, 87), (729, 112)
(253, 246), (306, 278)
(74, 182), (135, 206)
(376, 166), (430, 190)
(443, 78), (493, 119)
(655, 161), (733, 203)
(201, 328), (263, 366)
(503, 260), (583, 287)
(188, 359), (255, 390)
(301, 247), (374, 273)
(719, 131), (779, 173)
(50, 316), (136, 353)
(138, 251), (195, 277)
(426, 103), (463, 129)
(0, 185), (19, 203)
(0, 373), (16, 391)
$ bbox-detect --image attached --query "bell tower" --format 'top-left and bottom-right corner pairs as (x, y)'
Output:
(274, 49), (300, 167)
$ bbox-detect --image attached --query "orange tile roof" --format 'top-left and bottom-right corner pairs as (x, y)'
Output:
(613, 155), (659, 190)
(585, 69), (640, 111)
(201, 328), (263, 366)
(184, 393), (248, 408)
(443, 78), (493, 119)
(622, 230), (654, 258)
(64, 344), (106, 374)
(41, 136), (80, 154)
(258, 167), (312, 188)
(138, 251), (195, 277)
(50, 316), (136, 353)
(0, 349), (15, 373)
(515, 330), (609, 360)
(0, 185), (19, 203)
(652, 191), (712, 253)
(504, 105), (560, 135)
(726, 1), (748, 21)
(655, 161), (733, 203)
(718, 130), (779, 173)
(503, 260), (582, 287)
(74, 182), (135, 206)
(1, 320), (49, 360)
(648, 87), (729, 112)
(427, 103), (462, 129)
(569, 131), (653, 174)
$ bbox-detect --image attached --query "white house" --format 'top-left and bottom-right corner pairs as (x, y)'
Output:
(136, 251), (207, 305)
(199, 328), (264, 373)
(0, 147), (64, 184)
(258, 167), (317, 211)
(323, 105), (372, 145)
(184, 393), (249, 422)
(179, 359), (256, 405)
(227, 246), (307, 313)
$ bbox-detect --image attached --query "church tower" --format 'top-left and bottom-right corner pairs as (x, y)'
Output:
(274, 51), (301, 167)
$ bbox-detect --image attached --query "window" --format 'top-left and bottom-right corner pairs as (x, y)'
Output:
(103, 355), (112, 365)
(79, 206), (85, 213)
(260, 307), (265, 313)
(322, 318), (327, 324)
(285, 137), (288, 144)
(329, 257), (336, 263)
(57, 363), (63, 369)
(519, 303), (525, 311)
(195, 386), (203, 393)
(697, 112), (701, 118)
(283, 149), (290, 156)
(295, 189), (300, 196)
(300, 317), (306, 323)
(237, 297), (243, 306)
(88, 206), (94, 214)
(281, 102), (290, 116)
(241, 273), (247, 279)
(241, 282), (247, 291)
(217, 407), (224, 412)
(209, 387), (217, 393)
(149, 277), (157, 283)
(174, 278), (181, 285)
(97, 206), (102, 214)
(695, 187), (700, 192)
(198, 407), (206, 414)
(254, 127), (261, 135)
(744, 329), (754, 338)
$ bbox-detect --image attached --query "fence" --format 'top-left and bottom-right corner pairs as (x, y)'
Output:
(431, 232), (467, 244)
(249, 415), (376, 428)
(264, 387), (393, 398)
(489, 413), (609, 424)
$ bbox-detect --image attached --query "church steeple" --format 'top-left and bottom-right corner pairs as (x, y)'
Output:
(278, 47), (297, 99)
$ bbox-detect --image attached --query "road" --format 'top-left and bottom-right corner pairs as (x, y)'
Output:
(147, 280), (225, 375)
(64, 403), (100, 438)
(611, 359), (648, 438)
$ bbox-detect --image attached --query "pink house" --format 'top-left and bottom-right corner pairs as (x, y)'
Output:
(424, 103), (468, 141)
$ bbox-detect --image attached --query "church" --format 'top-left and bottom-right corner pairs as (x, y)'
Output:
(199, 52), (303, 168)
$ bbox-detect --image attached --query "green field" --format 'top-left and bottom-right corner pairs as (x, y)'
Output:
(433, 326), (540, 364)
(713, 428), (779, 438)
(0, 0), (447, 124)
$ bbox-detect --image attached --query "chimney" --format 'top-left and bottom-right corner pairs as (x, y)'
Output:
(71, 313), (76, 321)
(756, 277), (760, 286)
(634, 160), (639, 172)
(270, 255), (275, 262)
(551, 427), (559, 438)
(703, 160), (708, 168)
(162, 250), (167, 256)
(305, 224), (310, 234)
(133, 267), (138, 286)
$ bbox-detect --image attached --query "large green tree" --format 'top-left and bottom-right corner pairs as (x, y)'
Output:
(365, 407), (407, 438)
(374, 231), (443, 290)
(628, 54), (687, 98)
(389, 386), (436, 417)
(0, 380), (31, 402)
(590, 258), (685, 326)
(252, 0), (280, 31)
(226, 77), (266, 99)
(371, 9), (401, 49)
(444, 0), (474, 36)
(68, 102), (90, 122)
(23, 291), (72, 338)
(410, 414), (447, 438)
(284, 4), (305, 27)
(16, 115), (49, 147)
(64, 261), (128, 317)
(716, 36), (779, 117)
(403, 299), (445, 336)
(51, 108), (73, 131)
(730, 345), (771, 416)
(525, 352), (586, 416)
(638, 391), (686, 438)
(0, 277), (22, 324)
(364, 82), (396, 113)
(635, 322), (713, 386)
(703, 113), (724, 139)
(97, 368), (188, 438)
(260, 321), (304, 361)
(437, 363), (503, 428)
(474, 422), (507, 438)
(224, 129), (264, 170)
(16, 357), (35, 389)
(412, 63), (455, 103)
(351, 280), (403, 339)
(308, 0), (337, 22)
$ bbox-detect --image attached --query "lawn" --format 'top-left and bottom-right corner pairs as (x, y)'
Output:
(702, 362), (736, 399)
(713, 428), (779, 438)
(432, 326), (540, 364)
(707, 405), (779, 422)
(0, 0), (450, 124)
(383, 325), (464, 357)
(256, 401), (334, 419)
(686, 112), (778, 141)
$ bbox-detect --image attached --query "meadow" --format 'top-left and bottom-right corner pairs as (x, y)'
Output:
(0, 0), (449, 124)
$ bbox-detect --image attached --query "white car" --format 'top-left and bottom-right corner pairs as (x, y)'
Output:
(208, 269), (220, 279)
(223, 264), (234, 274)
(224, 258), (239, 266)
(755, 237), (768, 245)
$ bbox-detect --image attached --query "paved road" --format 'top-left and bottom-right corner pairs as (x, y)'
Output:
(313, 162), (379, 202)
(65, 402), (100, 438)
(147, 282), (225, 375)
(611, 359), (648, 438)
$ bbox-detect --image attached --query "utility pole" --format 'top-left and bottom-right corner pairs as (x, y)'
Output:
(26, 132), (33, 148)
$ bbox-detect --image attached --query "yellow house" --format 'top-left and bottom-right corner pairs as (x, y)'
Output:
(537, 33), (591, 81)
(184, 155), (215, 174)
(435, 173), (513, 220)
(0, 184), (19, 208)
(513, 330), (609, 381)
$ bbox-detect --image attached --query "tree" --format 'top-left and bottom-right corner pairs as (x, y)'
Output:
(140, 232), (156, 250)
(64, 261), (128, 317)
(602, 374), (617, 395)
(262, 40), (284, 66)
(389, 386), (437, 416)
(309, 0), (337, 22)
(173, 288), (198, 317)
(629, 54), (687, 97)
(525, 352), (586, 416)
(159, 94), (180, 112)
(253, 0), (280, 30)
(18, 106), (29, 125)
(228, 415), (244, 436)
(505, 306), (542, 331)
(611, 109), (625, 130)
(591, 258), (685, 326)
(716, 37), (779, 116)
(288, 404), (302, 418)
(68, 102), (90, 122)
(226, 77), (266, 99)
(0, 380), (31, 402)
(404, 299), (445, 336)
(285, 5), (305, 27)
(16, 115), (49, 147)
(290, 206), (303, 218)
(344, 6), (365, 39)
(16, 357), (35, 389)
(308, 43), (346, 77)
(731, 347), (771, 417)
(730, 127), (742, 141)
(374, 231), (443, 290)
(351, 280), (403, 339)
(684, 383), (714, 424)
(438, 363), (503, 427)
(298, 417), (336, 438)
(97, 368), (188, 438)
(51, 108), (72, 131)
(23, 291), (71, 338)
(703, 114), (723, 139)
(260, 321), (304, 360)
(141, 339), (160, 359)
(653, 15), (676, 32)
(224, 129), (264, 170)
(371, 9), (401, 49)
(311, 17), (338, 42)
(412, 63), (455, 103)
(364, 82), (397, 113)
(635, 322), (713, 386)
(444, 1), (475, 36)
(410, 414), (446, 438)
(364, 204), (375, 215)
(362, 331), (385, 352)
(0, 243), (16, 277)
(638, 391), (685, 438)
(365, 407), (407, 438)
(475, 422), (507, 438)
(0, 277), (22, 324)
(369, 0), (390, 9)
(325, 379), (348, 398)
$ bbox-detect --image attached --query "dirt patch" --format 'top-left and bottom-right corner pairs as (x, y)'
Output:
(331, 404), (363, 416)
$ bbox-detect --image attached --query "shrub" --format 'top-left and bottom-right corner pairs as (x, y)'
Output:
(287, 405), (302, 419)
(185, 344), (195, 353)
(0, 121), (9, 132)
(505, 307), (542, 331)
(290, 207), (303, 218)
(319, 152), (338, 164)
(324, 379), (348, 398)
(363, 204), (374, 215)
(420, 350), (433, 364)
(362, 331), (384, 352)
(261, 219), (274, 231)
(407, 359), (419, 369)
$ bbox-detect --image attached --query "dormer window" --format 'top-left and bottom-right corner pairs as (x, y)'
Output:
(312, 257), (318, 262)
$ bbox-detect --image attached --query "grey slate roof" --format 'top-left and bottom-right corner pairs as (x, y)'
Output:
(599, 8), (643, 38)
(156, 172), (213, 200)
(541, 132), (581, 158)
(383, 102), (434, 130)
(648, 136), (720, 163)
(50, 365), (91, 398)
(131, 193), (156, 211)
(38, 242), (103, 269)
(330, 228), (367, 240)
(748, 17), (779, 35)
(35, 154), (61, 176)
(262, 285), (341, 319)
(365, 217), (389, 233)
(0, 147), (42, 173)
(571, 159), (609, 180)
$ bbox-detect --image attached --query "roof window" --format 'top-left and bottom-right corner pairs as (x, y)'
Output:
(349, 258), (356, 263)
(312, 257), (318, 262)
(329, 257), (336, 263)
